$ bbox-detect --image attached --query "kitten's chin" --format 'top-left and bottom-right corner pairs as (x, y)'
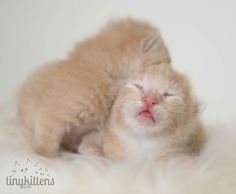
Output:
(127, 118), (165, 137)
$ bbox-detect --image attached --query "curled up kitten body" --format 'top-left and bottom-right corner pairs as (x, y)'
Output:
(17, 18), (170, 157)
(79, 65), (205, 160)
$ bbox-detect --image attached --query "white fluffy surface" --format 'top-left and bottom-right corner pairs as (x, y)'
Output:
(0, 103), (236, 194)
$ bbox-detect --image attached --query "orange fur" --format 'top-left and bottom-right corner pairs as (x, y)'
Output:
(17, 18), (170, 157)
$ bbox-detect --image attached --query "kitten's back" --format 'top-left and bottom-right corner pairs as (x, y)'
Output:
(17, 18), (171, 156)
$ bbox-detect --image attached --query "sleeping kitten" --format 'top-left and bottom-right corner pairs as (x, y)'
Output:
(79, 64), (205, 160)
(17, 18), (170, 157)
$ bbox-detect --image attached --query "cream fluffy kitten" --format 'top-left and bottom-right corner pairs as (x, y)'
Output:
(17, 18), (170, 157)
(79, 64), (205, 160)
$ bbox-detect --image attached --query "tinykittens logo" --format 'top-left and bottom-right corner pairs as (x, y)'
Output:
(6, 158), (55, 189)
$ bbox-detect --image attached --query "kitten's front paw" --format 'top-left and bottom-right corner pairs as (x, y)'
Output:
(166, 155), (199, 170)
(34, 144), (59, 158)
(78, 143), (103, 156)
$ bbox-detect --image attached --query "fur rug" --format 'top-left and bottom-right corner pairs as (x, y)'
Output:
(0, 102), (235, 194)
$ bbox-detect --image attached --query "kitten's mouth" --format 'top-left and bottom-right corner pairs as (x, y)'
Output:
(136, 108), (156, 125)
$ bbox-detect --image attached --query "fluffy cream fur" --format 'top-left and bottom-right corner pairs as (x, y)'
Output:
(0, 103), (236, 194)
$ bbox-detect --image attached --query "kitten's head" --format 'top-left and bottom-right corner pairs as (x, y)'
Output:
(110, 64), (200, 137)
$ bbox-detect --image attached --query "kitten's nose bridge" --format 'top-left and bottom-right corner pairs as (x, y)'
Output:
(142, 95), (159, 107)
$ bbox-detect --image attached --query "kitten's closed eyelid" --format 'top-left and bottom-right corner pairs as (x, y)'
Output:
(163, 92), (175, 97)
(134, 83), (143, 90)
(163, 93), (183, 103)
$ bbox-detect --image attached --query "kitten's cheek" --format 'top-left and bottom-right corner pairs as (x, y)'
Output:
(167, 98), (183, 107)
(153, 108), (165, 123)
(123, 105), (136, 119)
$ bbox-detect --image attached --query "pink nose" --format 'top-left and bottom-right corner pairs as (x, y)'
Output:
(142, 96), (158, 107)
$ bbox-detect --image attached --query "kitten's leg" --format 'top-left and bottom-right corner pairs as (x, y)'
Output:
(78, 130), (104, 156)
(34, 113), (65, 157)
(62, 125), (96, 153)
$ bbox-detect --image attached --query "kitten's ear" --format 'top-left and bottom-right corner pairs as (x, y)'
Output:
(141, 31), (161, 53)
(140, 30), (171, 63)
(193, 98), (206, 116)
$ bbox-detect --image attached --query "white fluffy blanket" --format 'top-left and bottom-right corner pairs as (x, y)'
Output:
(0, 103), (235, 194)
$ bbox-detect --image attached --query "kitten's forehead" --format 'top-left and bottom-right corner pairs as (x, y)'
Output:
(142, 73), (170, 92)
(133, 64), (171, 79)
(130, 64), (188, 93)
(134, 65), (174, 84)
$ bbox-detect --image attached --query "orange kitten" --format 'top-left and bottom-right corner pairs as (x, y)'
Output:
(79, 64), (205, 160)
(17, 18), (170, 157)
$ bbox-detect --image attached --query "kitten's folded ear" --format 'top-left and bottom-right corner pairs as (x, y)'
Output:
(140, 30), (171, 63)
(142, 31), (160, 53)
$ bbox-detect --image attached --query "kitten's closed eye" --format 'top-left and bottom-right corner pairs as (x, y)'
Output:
(163, 92), (175, 98)
(163, 92), (182, 102)
(134, 83), (143, 91)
